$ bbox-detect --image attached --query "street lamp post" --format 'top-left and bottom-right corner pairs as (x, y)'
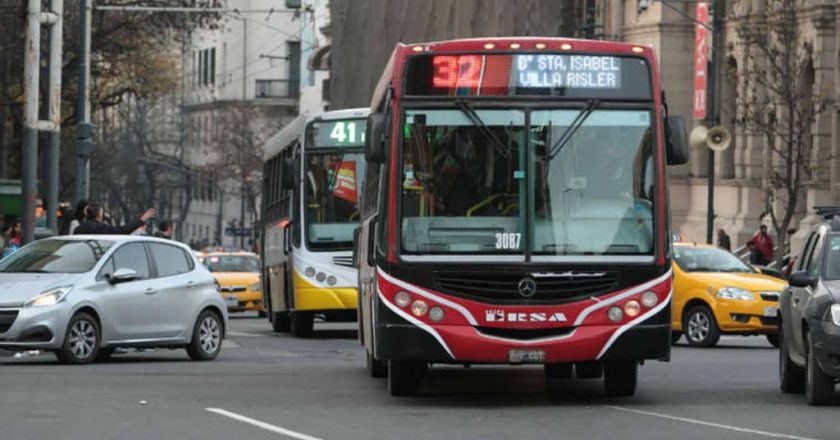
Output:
(705, 0), (726, 244)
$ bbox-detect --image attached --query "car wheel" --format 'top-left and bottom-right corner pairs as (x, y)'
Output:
(805, 333), (835, 406)
(544, 363), (573, 379)
(56, 312), (100, 364)
(671, 331), (682, 344)
(604, 360), (637, 396)
(779, 324), (804, 394)
(388, 360), (424, 397)
(290, 311), (314, 337)
(367, 350), (388, 378)
(271, 311), (290, 333)
(575, 362), (604, 379)
(683, 305), (721, 347)
(766, 334), (780, 348)
(186, 310), (223, 361)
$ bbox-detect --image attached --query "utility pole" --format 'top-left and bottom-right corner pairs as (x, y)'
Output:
(22, 0), (63, 243)
(45, 0), (65, 233)
(75, 0), (95, 203)
(705, 0), (726, 244)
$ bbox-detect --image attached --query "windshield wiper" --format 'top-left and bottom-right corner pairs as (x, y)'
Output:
(549, 99), (600, 160)
(454, 100), (510, 159)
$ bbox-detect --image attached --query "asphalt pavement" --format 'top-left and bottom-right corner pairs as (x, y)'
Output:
(1, 314), (838, 440)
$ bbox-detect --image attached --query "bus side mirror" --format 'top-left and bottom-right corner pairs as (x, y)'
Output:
(666, 115), (689, 165)
(352, 227), (362, 268)
(368, 217), (378, 267)
(366, 113), (387, 164)
(281, 155), (295, 189)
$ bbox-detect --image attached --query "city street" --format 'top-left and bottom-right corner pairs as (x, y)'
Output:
(1, 314), (838, 440)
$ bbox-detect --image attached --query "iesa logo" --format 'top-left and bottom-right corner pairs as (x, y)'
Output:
(485, 310), (568, 323)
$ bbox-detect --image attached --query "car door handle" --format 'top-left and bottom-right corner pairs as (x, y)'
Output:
(186, 281), (196, 289)
(144, 288), (158, 295)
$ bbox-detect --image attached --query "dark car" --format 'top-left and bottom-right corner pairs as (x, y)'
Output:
(778, 207), (840, 405)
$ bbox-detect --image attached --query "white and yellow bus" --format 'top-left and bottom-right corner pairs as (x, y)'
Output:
(261, 108), (369, 336)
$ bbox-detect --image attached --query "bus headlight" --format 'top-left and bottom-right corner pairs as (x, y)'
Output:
(716, 287), (754, 301)
(305, 267), (316, 277)
(624, 300), (641, 317)
(607, 306), (623, 322)
(830, 304), (840, 327)
(394, 291), (412, 308)
(316, 272), (326, 282)
(410, 300), (428, 317)
(429, 306), (445, 322)
(326, 276), (337, 286)
(641, 291), (658, 308)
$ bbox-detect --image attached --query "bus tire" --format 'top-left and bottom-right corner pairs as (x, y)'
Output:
(604, 360), (637, 397)
(388, 360), (423, 397)
(290, 311), (314, 337)
(683, 305), (720, 347)
(271, 312), (290, 333)
(367, 350), (388, 378)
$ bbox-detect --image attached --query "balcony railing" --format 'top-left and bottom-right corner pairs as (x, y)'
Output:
(255, 79), (299, 99)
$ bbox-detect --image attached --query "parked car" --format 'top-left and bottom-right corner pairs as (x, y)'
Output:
(671, 242), (787, 347)
(0, 236), (227, 364)
(779, 208), (840, 405)
(202, 251), (265, 316)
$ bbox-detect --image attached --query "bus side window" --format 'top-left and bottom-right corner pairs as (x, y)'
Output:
(291, 144), (302, 249)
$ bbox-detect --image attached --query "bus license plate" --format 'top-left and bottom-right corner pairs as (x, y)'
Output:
(763, 306), (778, 317)
(509, 349), (545, 364)
(225, 295), (238, 307)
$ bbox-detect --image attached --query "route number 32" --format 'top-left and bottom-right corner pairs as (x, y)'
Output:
(495, 233), (521, 250)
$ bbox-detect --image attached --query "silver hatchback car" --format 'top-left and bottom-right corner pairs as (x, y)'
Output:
(0, 235), (228, 364)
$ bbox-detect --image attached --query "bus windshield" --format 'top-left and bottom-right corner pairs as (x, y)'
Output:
(304, 119), (367, 250)
(400, 108), (655, 255)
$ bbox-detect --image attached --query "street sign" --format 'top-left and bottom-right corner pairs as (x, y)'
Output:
(225, 227), (252, 237)
(692, 2), (709, 120)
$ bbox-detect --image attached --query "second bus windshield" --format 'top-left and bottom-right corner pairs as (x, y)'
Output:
(305, 119), (367, 250)
(401, 108), (655, 256)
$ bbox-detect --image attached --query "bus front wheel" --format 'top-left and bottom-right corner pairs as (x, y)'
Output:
(388, 360), (424, 397)
(367, 351), (388, 378)
(271, 312), (290, 333)
(290, 311), (314, 337)
(604, 360), (637, 396)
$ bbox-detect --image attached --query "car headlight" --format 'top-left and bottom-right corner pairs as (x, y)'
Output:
(716, 286), (754, 301)
(830, 304), (840, 327)
(24, 286), (73, 308)
(250, 282), (261, 292)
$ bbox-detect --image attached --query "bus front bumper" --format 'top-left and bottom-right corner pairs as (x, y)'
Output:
(375, 302), (671, 364)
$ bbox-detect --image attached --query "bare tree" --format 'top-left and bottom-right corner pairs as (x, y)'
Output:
(734, 0), (827, 264)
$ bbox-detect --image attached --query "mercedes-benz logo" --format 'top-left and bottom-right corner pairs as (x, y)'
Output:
(517, 277), (537, 298)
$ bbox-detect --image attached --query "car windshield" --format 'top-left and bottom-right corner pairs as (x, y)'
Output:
(826, 236), (840, 280)
(0, 239), (114, 273)
(204, 255), (260, 272)
(304, 119), (367, 250)
(674, 246), (754, 273)
(399, 108), (655, 255)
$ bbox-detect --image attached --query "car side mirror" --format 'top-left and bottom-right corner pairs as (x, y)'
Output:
(365, 113), (387, 164)
(788, 270), (816, 288)
(666, 115), (689, 165)
(106, 268), (140, 285)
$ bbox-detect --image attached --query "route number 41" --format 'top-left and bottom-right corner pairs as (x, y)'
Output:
(330, 121), (364, 144)
(495, 232), (521, 250)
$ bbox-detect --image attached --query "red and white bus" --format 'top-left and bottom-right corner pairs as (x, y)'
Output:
(355, 37), (689, 396)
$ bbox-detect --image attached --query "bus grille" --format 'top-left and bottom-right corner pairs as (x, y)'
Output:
(434, 271), (619, 304)
(0, 310), (19, 333)
(332, 256), (354, 268)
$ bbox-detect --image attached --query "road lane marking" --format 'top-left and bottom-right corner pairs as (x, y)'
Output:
(604, 406), (823, 440)
(206, 408), (323, 440)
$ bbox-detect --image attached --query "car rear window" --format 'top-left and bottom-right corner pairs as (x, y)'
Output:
(149, 243), (193, 277)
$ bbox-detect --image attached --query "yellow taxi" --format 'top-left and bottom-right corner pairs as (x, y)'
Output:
(671, 242), (787, 347)
(202, 251), (265, 315)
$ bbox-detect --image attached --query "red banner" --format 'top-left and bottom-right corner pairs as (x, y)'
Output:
(693, 2), (709, 120)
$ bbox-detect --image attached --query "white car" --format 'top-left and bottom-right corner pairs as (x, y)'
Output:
(0, 235), (228, 364)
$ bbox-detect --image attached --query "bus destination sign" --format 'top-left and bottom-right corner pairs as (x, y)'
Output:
(513, 55), (621, 89)
(310, 119), (367, 148)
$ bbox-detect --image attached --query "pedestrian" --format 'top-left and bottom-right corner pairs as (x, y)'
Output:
(9, 220), (22, 247)
(74, 203), (156, 235)
(154, 219), (175, 239)
(0, 224), (10, 257)
(68, 200), (89, 235)
(716, 228), (731, 251)
(746, 240), (763, 265)
(751, 224), (774, 265)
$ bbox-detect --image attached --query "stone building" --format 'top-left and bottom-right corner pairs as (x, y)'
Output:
(590, 0), (839, 252)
